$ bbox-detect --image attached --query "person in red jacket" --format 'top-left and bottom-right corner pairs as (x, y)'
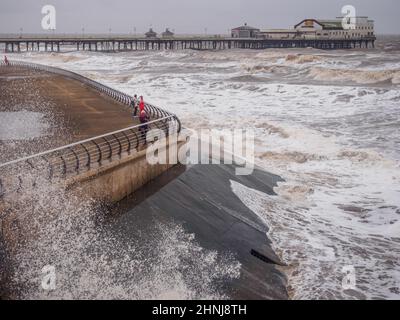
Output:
(139, 96), (145, 112)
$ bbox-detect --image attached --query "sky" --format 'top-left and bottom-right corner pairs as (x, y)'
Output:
(0, 0), (399, 35)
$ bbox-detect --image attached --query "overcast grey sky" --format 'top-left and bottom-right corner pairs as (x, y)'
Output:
(0, 0), (399, 35)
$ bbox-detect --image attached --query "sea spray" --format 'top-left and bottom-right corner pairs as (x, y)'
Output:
(1, 167), (240, 299)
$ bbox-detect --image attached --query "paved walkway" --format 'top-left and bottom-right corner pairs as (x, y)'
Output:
(0, 66), (138, 163)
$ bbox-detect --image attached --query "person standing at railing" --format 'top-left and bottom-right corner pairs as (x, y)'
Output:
(139, 96), (145, 113)
(139, 109), (150, 144)
(131, 94), (139, 116)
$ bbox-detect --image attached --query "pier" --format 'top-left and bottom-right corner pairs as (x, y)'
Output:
(0, 36), (376, 53)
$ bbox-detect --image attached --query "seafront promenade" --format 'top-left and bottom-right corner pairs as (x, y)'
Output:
(0, 66), (137, 163)
(0, 61), (181, 202)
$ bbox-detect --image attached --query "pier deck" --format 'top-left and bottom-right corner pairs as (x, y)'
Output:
(0, 36), (376, 53)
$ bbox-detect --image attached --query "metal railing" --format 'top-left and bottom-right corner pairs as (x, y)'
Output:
(0, 61), (182, 199)
(0, 60), (181, 127)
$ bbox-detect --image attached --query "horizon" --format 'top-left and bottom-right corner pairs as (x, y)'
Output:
(0, 31), (399, 38)
(1, 0), (400, 35)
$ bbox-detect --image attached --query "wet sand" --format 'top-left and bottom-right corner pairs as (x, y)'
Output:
(0, 66), (136, 163)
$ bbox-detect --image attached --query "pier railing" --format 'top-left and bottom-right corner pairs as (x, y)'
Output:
(0, 116), (179, 197)
(0, 61), (182, 199)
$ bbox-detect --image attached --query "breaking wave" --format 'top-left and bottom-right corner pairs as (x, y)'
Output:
(285, 54), (323, 64)
(308, 67), (400, 85)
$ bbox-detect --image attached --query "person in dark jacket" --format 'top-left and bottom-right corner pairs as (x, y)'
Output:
(131, 94), (139, 116)
(139, 109), (150, 144)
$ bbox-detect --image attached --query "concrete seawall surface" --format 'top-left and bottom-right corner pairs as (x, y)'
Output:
(0, 66), (136, 163)
(109, 163), (288, 299)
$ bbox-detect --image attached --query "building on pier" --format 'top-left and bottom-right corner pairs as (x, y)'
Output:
(145, 28), (158, 38)
(294, 17), (374, 39)
(162, 28), (174, 38)
(256, 16), (375, 40)
(231, 23), (260, 38)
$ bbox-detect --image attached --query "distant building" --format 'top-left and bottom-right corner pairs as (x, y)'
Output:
(162, 28), (174, 38)
(257, 17), (374, 40)
(145, 28), (157, 38)
(231, 23), (260, 38)
(294, 17), (375, 39)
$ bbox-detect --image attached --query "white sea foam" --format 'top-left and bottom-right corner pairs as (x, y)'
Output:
(4, 176), (240, 300)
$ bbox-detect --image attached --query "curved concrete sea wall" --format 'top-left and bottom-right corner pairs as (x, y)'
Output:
(66, 138), (187, 203)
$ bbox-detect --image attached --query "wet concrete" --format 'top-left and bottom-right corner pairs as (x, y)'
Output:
(109, 163), (288, 300)
(0, 66), (137, 163)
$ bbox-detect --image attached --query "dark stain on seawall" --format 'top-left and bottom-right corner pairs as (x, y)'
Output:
(109, 164), (288, 300)
(0, 232), (10, 300)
